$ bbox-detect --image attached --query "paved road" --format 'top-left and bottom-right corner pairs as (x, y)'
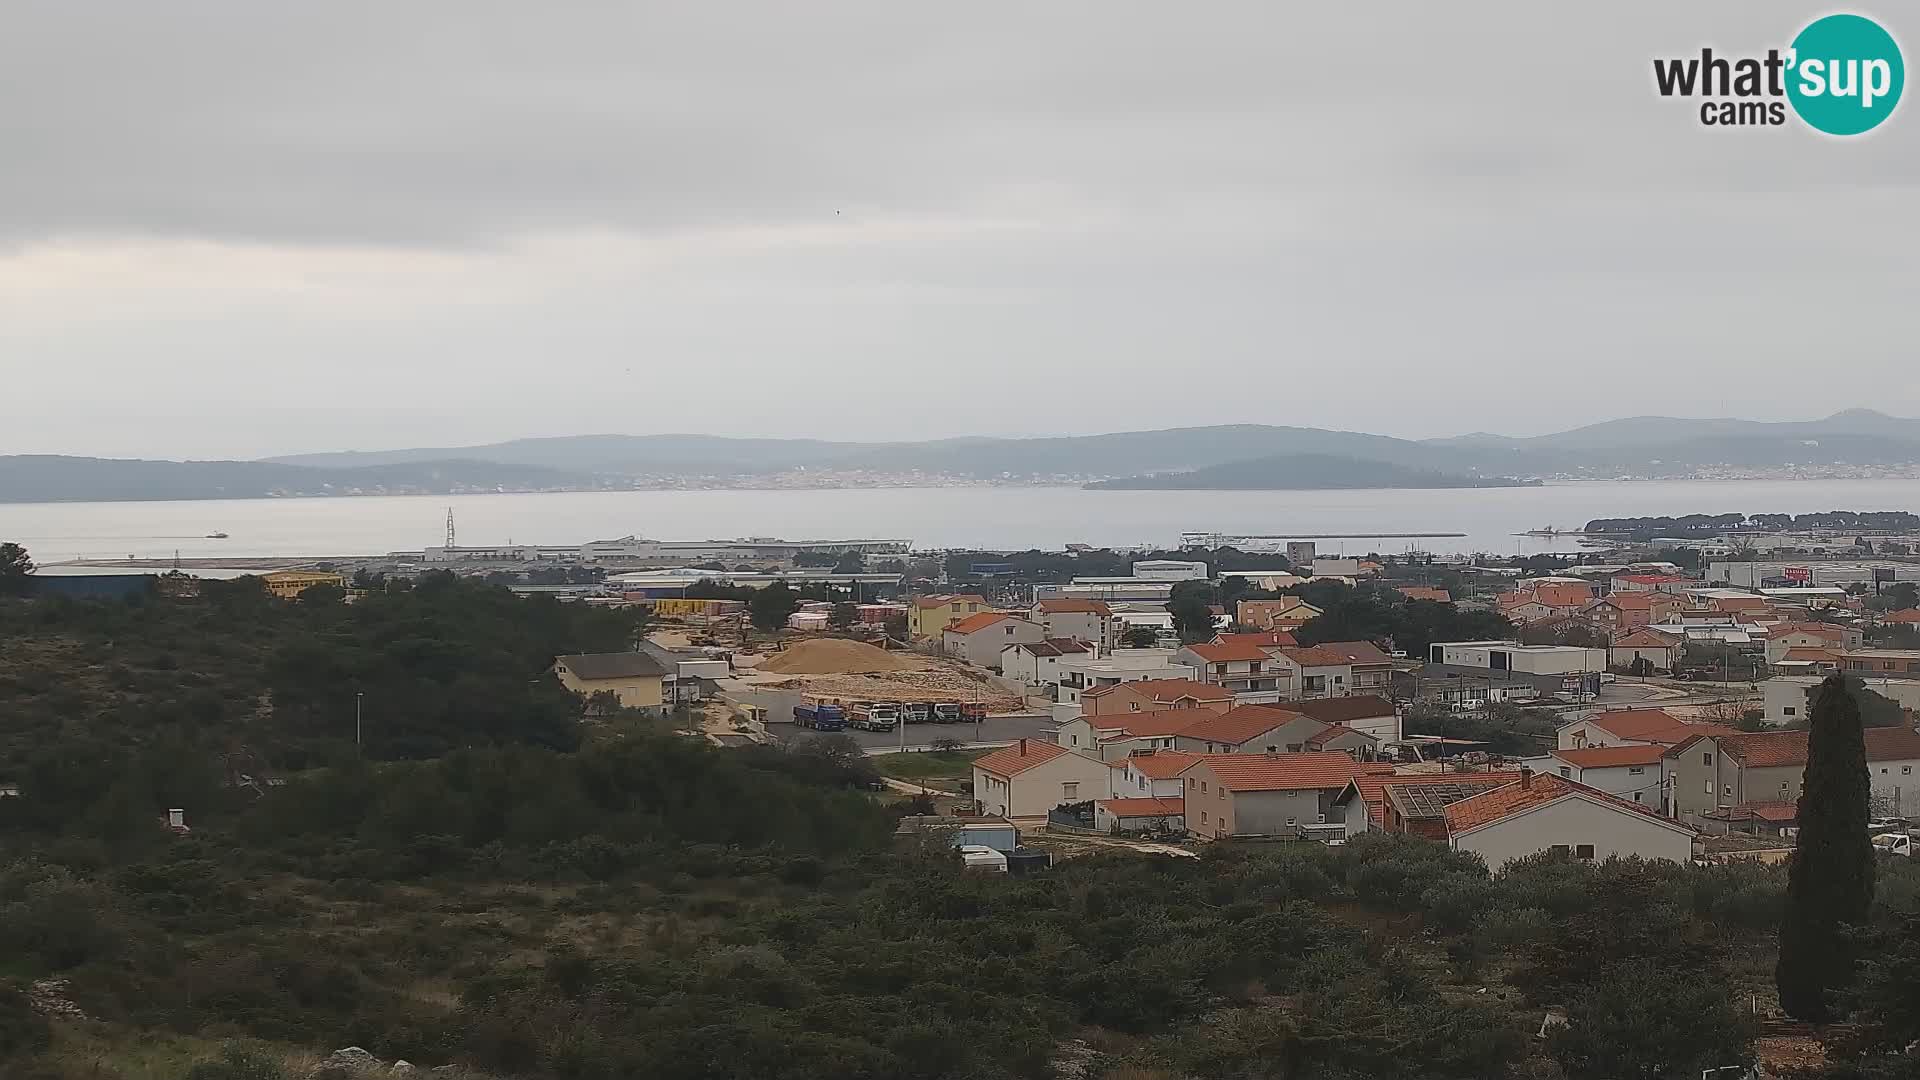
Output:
(769, 713), (1056, 752)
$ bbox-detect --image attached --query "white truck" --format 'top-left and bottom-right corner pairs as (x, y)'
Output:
(850, 702), (899, 732)
(1871, 830), (1918, 857)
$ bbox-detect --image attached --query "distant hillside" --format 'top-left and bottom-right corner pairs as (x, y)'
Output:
(0, 456), (593, 503)
(1083, 453), (1538, 491)
(267, 409), (1920, 482)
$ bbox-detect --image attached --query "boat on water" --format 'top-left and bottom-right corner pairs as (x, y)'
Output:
(1516, 526), (1576, 537)
(205, 531), (229, 539)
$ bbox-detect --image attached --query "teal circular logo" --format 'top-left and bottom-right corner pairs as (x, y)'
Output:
(1787, 14), (1904, 135)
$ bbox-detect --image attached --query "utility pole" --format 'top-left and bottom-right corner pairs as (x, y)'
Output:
(355, 691), (364, 751)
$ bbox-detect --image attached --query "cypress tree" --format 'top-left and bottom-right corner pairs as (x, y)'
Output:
(1776, 674), (1876, 1020)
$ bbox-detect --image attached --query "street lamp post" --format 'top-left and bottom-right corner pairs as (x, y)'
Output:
(355, 691), (364, 750)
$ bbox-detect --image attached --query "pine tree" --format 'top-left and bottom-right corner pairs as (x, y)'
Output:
(1777, 674), (1876, 1020)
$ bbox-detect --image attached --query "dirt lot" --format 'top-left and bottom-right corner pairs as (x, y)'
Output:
(735, 653), (1023, 712)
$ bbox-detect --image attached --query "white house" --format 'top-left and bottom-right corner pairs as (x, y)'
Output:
(1530, 744), (1668, 808)
(1054, 708), (1215, 761)
(1556, 708), (1734, 751)
(970, 739), (1116, 818)
(1029, 599), (1117, 652)
(1051, 649), (1198, 705)
(943, 612), (1045, 670)
(1443, 772), (1696, 869)
(999, 638), (1092, 688)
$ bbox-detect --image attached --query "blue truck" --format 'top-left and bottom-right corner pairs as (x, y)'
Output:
(793, 701), (847, 732)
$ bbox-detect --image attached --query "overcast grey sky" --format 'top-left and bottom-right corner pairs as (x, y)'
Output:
(3, 2), (1916, 459)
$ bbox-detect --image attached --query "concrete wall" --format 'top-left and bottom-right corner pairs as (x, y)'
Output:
(1452, 794), (1693, 869)
(1227, 787), (1334, 837)
(946, 619), (1045, 669)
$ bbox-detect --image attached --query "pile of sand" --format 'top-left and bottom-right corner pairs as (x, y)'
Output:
(756, 637), (915, 675)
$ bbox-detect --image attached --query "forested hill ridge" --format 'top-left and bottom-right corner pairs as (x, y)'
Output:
(8, 408), (1920, 501)
(5, 572), (1920, 1077)
(1584, 510), (1920, 535)
(1084, 453), (1537, 490)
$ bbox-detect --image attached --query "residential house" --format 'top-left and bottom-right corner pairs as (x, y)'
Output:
(1052, 650), (1199, 705)
(1882, 608), (1920, 626)
(1305, 725), (1380, 756)
(1173, 705), (1330, 755)
(1285, 694), (1402, 742)
(1496, 582), (1594, 623)
(1093, 797), (1185, 835)
(1582, 591), (1680, 632)
(971, 739), (1116, 818)
(1179, 752), (1368, 840)
(261, 570), (348, 600)
(1772, 646), (1841, 676)
(1310, 641), (1395, 694)
(1082, 678), (1233, 716)
(636, 639), (730, 705)
(1764, 622), (1865, 664)
(1396, 586), (1451, 603)
(943, 612), (1045, 670)
(1176, 639), (1291, 698)
(1687, 588), (1776, 617)
(552, 652), (671, 714)
(1055, 708), (1218, 760)
(1030, 599), (1117, 652)
(1667, 726), (1920, 824)
(1237, 598), (1323, 632)
(1764, 674), (1920, 726)
(1443, 771), (1697, 868)
(908, 594), (992, 640)
(1109, 748), (1204, 798)
(999, 639), (1092, 689)
(1536, 744), (1668, 808)
(1332, 771), (1522, 839)
(1212, 629), (1299, 648)
(1275, 646), (1355, 699)
(1557, 708), (1735, 751)
(1609, 629), (1683, 673)
(1840, 649), (1920, 679)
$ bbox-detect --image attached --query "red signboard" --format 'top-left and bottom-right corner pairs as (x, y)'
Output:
(1784, 567), (1811, 582)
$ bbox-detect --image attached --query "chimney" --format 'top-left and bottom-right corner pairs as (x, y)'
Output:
(1018, 738), (1027, 756)
(1520, 766), (1532, 790)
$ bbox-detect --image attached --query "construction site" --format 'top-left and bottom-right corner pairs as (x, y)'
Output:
(733, 638), (1024, 713)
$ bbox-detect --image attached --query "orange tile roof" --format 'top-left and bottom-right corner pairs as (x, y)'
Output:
(1780, 647), (1840, 662)
(1278, 646), (1353, 667)
(1532, 584), (1595, 608)
(1886, 609), (1920, 624)
(1083, 678), (1231, 703)
(1597, 592), (1660, 610)
(1121, 749), (1205, 779)
(1306, 724), (1372, 747)
(1767, 622), (1847, 639)
(914, 593), (987, 608)
(1034, 599), (1112, 615)
(973, 738), (1073, 777)
(1444, 772), (1688, 835)
(1552, 744), (1668, 769)
(1312, 640), (1394, 666)
(1186, 752), (1364, 792)
(1580, 709), (1736, 745)
(1397, 586), (1451, 603)
(1695, 727), (1920, 770)
(1344, 770), (1522, 827)
(944, 611), (1012, 635)
(1100, 708), (1221, 739)
(1185, 640), (1274, 663)
(1175, 704), (1307, 746)
(1096, 796), (1184, 817)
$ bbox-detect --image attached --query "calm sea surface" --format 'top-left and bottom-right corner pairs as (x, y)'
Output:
(5, 479), (1920, 564)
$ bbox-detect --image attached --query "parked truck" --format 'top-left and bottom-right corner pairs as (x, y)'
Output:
(960, 702), (987, 724)
(793, 701), (847, 731)
(933, 702), (963, 724)
(903, 702), (932, 725)
(851, 702), (899, 732)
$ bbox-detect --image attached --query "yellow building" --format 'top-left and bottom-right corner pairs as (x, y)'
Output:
(908, 594), (992, 640)
(260, 570), (348, 600)
(552, 652), (670, 714)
